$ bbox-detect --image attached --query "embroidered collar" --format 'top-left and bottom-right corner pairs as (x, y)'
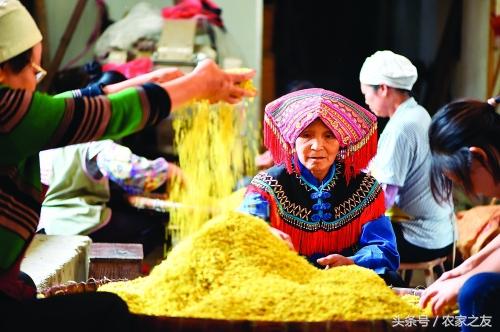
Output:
(297, 160), (336, 191)
(296, 161), (335, 222)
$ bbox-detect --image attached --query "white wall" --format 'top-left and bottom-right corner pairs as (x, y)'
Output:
(44, 0), (100, 68)
(44, 0), (262, 97)
(452, 0), (490, 99)
(214, 0), (263, 103)
(44, 0), (176, 68)
(214, 0), (263, 151)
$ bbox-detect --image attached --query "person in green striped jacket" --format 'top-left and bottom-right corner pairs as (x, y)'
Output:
(0, 1), (255, 330)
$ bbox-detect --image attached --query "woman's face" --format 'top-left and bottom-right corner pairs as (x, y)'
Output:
(446, 151), (500, 198)
(467, 157), (500, 198)
(0, 42), (42, 91)
(295, 119), (340, 181)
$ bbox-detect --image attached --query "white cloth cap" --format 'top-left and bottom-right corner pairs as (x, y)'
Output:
(0, 0), (42, 63)
(359, 50), (417, 90)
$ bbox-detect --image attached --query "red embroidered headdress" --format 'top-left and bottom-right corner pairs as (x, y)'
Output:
(264, 88), (377, 182)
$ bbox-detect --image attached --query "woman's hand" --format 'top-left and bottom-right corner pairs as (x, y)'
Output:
(317, 254), (354, 269)
(192, 59), (256, 104)
(437, 255), (481, 283)
(166, 162), (186, 188)
(162, 59), (256, 108)
(269, 227), (295, 251)
(419, 275), (466, 316)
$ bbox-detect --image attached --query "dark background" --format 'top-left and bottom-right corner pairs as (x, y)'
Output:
(270, 0), (462, 118)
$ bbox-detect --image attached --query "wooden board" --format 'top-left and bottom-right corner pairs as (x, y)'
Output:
(89, 243), (143, 280)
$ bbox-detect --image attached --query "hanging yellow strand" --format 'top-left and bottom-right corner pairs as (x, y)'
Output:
(167, 73), (258, 248)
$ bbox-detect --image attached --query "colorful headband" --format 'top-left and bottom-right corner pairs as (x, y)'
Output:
(264, 88), (377, 181)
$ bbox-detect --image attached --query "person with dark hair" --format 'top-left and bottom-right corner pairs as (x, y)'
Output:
(428, 100), (499, 202)
(0, 1), (255, 330)
(420, 99), (499, 329)
(359, 50), (455, 265)
(240, 88), (402, 286)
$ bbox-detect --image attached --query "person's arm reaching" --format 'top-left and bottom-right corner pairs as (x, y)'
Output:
(102, 67), (184, 94)
(381, 183), (399, 209)
(1, 59), (256, 164)
(161, 59), (256, 108)
(101, 59), (255, 107)
(95, 142), (185, 195)
(419, 247), (500, 315)
(435, 233), (499, 282)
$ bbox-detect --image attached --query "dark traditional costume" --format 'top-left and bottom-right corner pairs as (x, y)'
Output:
(240, 89), (399, 274)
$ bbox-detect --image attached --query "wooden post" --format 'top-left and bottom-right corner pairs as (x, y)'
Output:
(40, 0), (88, 92)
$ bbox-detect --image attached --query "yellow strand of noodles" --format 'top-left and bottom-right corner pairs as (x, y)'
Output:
(167, 76), (258, 247)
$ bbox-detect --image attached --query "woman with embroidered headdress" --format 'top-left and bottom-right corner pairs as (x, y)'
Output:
(239, 88), (401, 284)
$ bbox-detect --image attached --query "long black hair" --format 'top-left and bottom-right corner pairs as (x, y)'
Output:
(429, 99), (500, 203)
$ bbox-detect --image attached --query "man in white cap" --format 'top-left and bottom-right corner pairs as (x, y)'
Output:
(359, 50), (455, 274)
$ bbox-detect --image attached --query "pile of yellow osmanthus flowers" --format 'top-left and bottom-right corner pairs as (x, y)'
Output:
(99, 211), (427, 321)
